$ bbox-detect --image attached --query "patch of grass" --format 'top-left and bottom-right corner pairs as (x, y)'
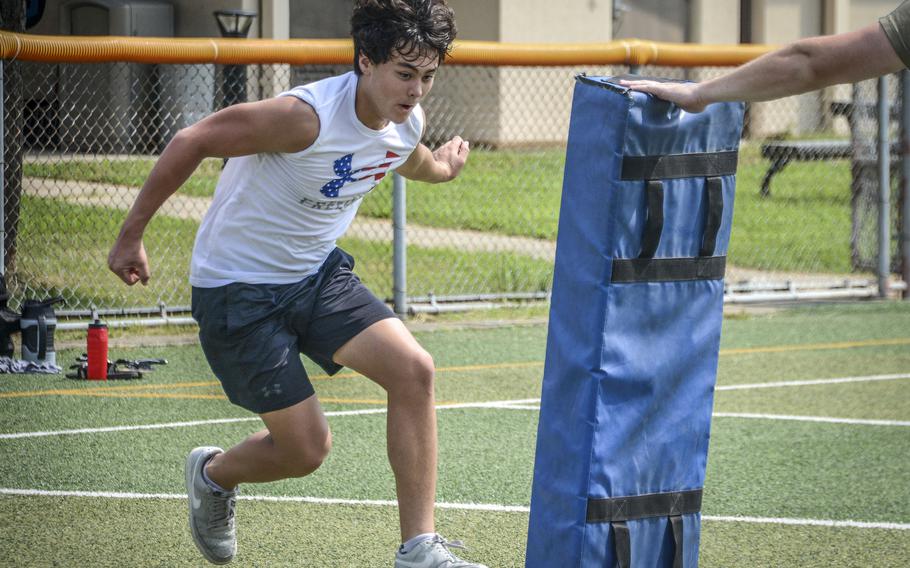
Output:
(730, 143), (853, 273)
(337, 238), (554, 300)
(720, 300), (910, 348)
(15, 195), (197, 310)
(360, 148), (566, 239)
(700, 522), (910, 568)
(715, 373), (910, 420)
(15, 196), (552, 310)
(3, 495), (908, 567)
(706, 419), (910, 522)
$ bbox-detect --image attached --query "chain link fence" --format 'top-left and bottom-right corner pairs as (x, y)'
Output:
(4, 57), (907, 317)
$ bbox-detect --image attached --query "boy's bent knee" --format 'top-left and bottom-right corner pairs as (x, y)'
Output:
(412, 349), (435, 378)
(399, 349), (435, 397)
(283, 430), (332, 477)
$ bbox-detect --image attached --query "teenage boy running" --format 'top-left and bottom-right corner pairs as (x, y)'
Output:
(108, 1), (485, 566)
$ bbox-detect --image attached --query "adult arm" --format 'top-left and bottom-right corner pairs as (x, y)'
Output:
(620, 22), (905, 113)
(396, 136), (470, 183)
(107, 96), (320, 285)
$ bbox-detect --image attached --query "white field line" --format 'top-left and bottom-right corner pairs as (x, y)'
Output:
(0, 488), (529, 513)
(713, 413), (910, 427)
(3, 372), (909, 440)
(497, 409), (910, 426)
(0, 416), (261, 440)
(1, 488), (907, 531)
(716, 372), (910, 391)
(436, 398), (542, 410)
(0, 399), (539, 440)
(700, 514), (910, 531)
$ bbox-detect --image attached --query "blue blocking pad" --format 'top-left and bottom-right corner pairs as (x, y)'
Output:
(526, 76), (744, 568)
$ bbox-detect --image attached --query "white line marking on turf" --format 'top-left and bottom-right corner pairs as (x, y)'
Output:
(0, 417), (260, 440)
(713, 412), (910, 427)
(717, 372), (910, 391)
(1, 488), (907, 530)
(0, 399), (541, 440)
(436, 399), (542, 411)
(0, 488), (529, 513)
(489, 408), (909, 426)
(701, 515), (910, 531)
(250, 495), (531, 513)
(4, 371), (910, 440)
(0, 488), (184, 500)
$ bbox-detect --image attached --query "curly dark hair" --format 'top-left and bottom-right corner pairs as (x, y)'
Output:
(350, 0), (457, 75)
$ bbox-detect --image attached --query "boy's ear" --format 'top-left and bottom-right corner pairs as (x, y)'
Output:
(358, 52), (373, 75)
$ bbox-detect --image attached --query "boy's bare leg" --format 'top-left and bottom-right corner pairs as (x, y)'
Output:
(186, 356), (331, 565)
(333, 318), (438, 542)
(205, 396), (332, 489)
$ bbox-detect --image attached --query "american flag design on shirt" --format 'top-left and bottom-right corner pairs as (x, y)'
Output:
(320, 150), (401, 197)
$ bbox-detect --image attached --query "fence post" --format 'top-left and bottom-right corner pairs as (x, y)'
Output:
(901, 69), (910, 299)
(0, 61), (4, 279)
(392, 172), (408, 317)
(878, 75), (891, 298)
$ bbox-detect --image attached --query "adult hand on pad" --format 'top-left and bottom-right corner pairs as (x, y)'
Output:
(619, 79), (707, 113)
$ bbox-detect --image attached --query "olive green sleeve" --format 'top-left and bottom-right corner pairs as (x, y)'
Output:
(880, 0), (910, 68)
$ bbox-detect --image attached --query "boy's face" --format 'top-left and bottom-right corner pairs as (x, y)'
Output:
(357, 49), (439, 126)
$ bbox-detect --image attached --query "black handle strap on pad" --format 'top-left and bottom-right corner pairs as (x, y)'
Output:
(612, 521), (632, 568)
(611, 256), (726, 283)
(621, 151), (738, 181)
(611, 177), (727, 281)
(699, 177), (724, 258)
(587, 489), (702, 568)
(638, 180), (664, 259)
(615, 150), (734, 282)
(670, 514), (685, 568)
(586, 489), (702, 523)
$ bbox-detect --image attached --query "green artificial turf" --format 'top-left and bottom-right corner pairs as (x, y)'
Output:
(1, 302), (907, 566)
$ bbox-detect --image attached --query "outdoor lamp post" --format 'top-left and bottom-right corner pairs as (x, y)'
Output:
(213, 9), (256, 109)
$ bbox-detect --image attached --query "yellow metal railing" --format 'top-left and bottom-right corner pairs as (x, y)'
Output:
(0, 31), (773, 67)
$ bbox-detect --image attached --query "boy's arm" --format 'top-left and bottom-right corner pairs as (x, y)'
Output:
(620, 22), (905, 113)
(108, 96), (320, 285)
(396, 136), (470, 183)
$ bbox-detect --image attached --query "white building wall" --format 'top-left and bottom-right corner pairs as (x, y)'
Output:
(849, 0), (900, 30)
(688, 0), (740, 86)
(747, 0), (824, 137)
(497, 0), (613, 145)
(259, 0), (291, 97)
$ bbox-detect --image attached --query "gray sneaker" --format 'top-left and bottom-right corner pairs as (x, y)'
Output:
(185, 446), (237, 565)
(395, 534), (488, 568)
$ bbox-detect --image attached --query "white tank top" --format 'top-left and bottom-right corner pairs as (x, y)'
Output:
(189, 71), (424, 287)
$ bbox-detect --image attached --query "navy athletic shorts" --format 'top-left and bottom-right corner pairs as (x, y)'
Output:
(191, 248), (394, 414)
